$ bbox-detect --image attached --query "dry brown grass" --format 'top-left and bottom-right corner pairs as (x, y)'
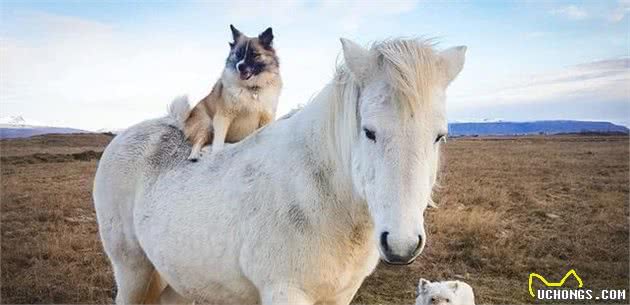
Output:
(0, 133), (113, 157)
(1, 134), (628, 304)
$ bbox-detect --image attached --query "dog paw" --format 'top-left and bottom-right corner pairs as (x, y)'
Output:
(187, 151), (201, 162)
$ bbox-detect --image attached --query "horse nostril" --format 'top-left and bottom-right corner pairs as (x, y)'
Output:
(380, 231), (390, 252)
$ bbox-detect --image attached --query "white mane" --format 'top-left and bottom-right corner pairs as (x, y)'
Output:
(321, 38), (443, 177)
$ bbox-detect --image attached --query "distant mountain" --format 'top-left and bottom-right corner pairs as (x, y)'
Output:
(0, 127), (92, 139)
(2, 115), (628, 139)
(0, 115), (91, 139)
(448, 120), (629, 136)
(95, 127), (125, 134)
(0, 115), (47, 127)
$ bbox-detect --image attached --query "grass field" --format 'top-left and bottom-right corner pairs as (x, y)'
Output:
(1, 134), (628, 304)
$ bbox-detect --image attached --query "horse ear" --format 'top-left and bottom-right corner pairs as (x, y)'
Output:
(258, 27), (274, 47)
(340, 38), (371, 82)
(439, 46), (467, 86)
(230, 24), (243, 42)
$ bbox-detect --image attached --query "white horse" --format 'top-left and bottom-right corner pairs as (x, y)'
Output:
(93, 37), (466, 305)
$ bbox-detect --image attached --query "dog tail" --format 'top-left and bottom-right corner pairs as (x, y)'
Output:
(167, 95), (190, 129)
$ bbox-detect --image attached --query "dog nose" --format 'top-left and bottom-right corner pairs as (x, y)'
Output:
(236, 62), (245, 72)
(379, 231), (424, 265)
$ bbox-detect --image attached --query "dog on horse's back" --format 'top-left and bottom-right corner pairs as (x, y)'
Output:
(184, 24), (282, 161)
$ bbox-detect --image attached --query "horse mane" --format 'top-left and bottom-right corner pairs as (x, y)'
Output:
(374, 38), (440, 114)
(322, 38), (442, 177)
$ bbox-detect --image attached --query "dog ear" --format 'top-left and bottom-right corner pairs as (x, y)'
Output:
(418, 278), (430, 294)
(230, 24), (243, 42)
(258, 27), (274, 47)
(448, 281), (459, 292)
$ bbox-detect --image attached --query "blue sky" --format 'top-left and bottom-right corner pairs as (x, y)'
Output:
(1, 0), (628, 130)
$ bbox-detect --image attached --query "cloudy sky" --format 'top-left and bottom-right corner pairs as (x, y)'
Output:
(1, 0), (628, 130)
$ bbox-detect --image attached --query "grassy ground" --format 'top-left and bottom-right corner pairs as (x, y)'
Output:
(1, 134), (628, 304)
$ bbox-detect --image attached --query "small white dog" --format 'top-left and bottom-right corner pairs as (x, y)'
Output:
(415, 278), (476, 305)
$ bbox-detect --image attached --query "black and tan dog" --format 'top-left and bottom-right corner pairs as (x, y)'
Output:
(184, 25), (282, 161)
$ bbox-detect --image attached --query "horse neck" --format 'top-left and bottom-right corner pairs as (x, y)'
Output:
(283, 82), (365, 214)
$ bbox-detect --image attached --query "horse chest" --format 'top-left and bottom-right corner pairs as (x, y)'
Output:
(306, 226), (381, 302)
(329, 246), (380, 286)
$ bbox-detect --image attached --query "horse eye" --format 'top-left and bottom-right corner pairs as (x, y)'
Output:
(435, 134), (447, 144)
(363, 128), (376, 142)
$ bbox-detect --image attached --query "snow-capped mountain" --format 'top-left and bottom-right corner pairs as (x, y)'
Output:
(0, 115), (47, 128)
(95, 127), (125, 134)
(0, 115), (91, 139)
(481, 118), (505, 123)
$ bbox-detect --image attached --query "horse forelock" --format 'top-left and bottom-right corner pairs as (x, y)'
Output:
(373, 38), (441, 115)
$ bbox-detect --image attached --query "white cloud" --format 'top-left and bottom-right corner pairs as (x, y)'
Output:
(524, 31), (549, 39)
(0, 1), (424, 131)
(1, 3), (626, 131)
(319, 0), (419, 32)
(609, 0), (630, 22)
(551, 5), (589, 20)
(0, 10), (345, 131)
(451, 57), (629, 107)
(222, 0), (419, 33)
(551, 1), (630, 23)
(0, 12), (230, 130)
(446, 58), (629, 126)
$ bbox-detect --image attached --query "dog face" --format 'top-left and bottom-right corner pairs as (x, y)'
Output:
(416, 279), (457, 305)
(225, 25), (279, 83)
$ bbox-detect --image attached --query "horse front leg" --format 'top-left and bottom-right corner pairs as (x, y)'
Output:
(320, 280), (364, 305)
(159, 285), (192, 304)
(260, 284), (314, 305)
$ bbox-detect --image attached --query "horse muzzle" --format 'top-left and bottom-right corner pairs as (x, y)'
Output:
(378, 231), (424, 265)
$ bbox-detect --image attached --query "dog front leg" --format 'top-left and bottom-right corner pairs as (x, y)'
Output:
(211, 113), (231, 153)
(187, 142), (204, 161)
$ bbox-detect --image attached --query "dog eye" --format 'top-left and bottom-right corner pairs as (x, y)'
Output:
(435, 134), (447, 144)
(363, 128), (376, 142)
